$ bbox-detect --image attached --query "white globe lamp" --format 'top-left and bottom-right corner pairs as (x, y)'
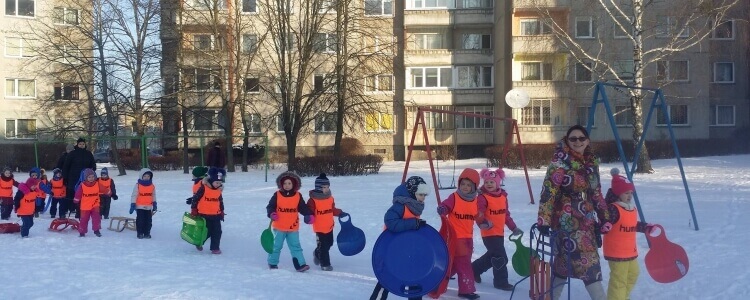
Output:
(505, 89), (530, 109)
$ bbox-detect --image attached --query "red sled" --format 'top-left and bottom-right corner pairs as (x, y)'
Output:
(0, 222), (21, 234)
(428, 216), (456, 299)
(49, 218), (80, 232)
(644, 225), (689, 283)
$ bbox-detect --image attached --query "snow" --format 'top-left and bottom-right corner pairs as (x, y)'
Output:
(2, 154), (749, 299)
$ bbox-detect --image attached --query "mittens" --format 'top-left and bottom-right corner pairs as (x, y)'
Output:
(600, 222), (613, 234)
(129, 203), (135, 214)
(436, 205), (449, 216)
(112, 195), (118, 200)
(479, 220), (493, 230)
(270, 212), (279, 221)
(539, 225), (551, 236)
(304, 214), (315, 224)
(152, 202), (157, 212)
(645, 223), (656, 234)
(190, 208), (198, 217)
(185, 197), (192, 205)
(512, 227), (524, 236)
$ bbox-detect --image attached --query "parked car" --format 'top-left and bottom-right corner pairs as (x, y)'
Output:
(93, 150), (111, 163)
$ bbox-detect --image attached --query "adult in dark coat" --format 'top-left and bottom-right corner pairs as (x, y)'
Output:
(205, 142), (226, 169)
(62, 137), (96, 218)
(55, 144), (74, 171)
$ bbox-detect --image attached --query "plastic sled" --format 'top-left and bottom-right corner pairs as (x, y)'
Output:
(510, 231), (533, 277)
(645, 225), (689, 283)
(337, 213), (366, 256)
(0, 222), (20, 233)
(49, 218), (80, 232)
(108, 217), (136, 232)
(180, 212), (207, 246)
(372, 223), (448, 298)
(427, 216), (455, 299)
(261, 220), (273, 254)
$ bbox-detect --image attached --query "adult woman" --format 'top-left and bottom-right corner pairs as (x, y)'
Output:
(537, 125), (609, 300)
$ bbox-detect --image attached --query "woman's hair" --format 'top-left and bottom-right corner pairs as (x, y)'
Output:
(566, 125), (589, 138)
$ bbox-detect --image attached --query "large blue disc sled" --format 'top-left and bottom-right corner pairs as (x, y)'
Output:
(371, 224), (448, 298)
(337, 213), (366, 256)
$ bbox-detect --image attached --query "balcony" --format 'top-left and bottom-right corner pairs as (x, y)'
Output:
(405, 49), (493, 65)
(405, 89), (495, 105)
(514, 0), (571, 11)
(512, 36), (565, 53)
(404, 9), (493, 27)
(512, 81), (572, 98)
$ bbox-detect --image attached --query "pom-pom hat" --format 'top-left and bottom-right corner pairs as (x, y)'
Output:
(610, 168), (635, 196)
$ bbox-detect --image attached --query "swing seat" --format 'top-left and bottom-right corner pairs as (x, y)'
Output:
(108, 216), (136, 232)
(49, 218), (79, 232)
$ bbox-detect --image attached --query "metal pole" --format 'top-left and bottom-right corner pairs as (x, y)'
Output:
(34, 142), (39, 167)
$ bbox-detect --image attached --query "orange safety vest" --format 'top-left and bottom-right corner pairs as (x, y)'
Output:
(273, 191), (301, 232)
(37, 179), (48, 199)
(603, 205), (639, 259)
(196, 184), (222, 215)
(384, 205), (420, 230)
(79, 183), (101, 210)
(312, 196), (335, 233)
(99, 178), (112, 196)
(447, 192), (478, 239)
(135, 184), (155, 206)
(51, 179), (66, 198)
(0, 179), (14, 197)
(17, 190), (37, 215)
(192, 181), (201, 194)
(481, 193), (508, 237)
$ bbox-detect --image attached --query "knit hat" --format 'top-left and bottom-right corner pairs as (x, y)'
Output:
(276, 171), (301, 192)
(314, 173), (330, 191)
(83, 168), (96, 180)
(458, 168), (480, 189)
(65, 144), (75, 152)
(29, 167), (41, 178)
(207, 167), (226, 184)
(52, 168), (62, 176)
(610, 168), (635, 196)
(76, 137), (86, 144)
(479, 168), (505, 186)
(192, 166), (209, 178)
(100, 167), (109, 177)
(25, 177), (39, 188)
(415, 182), (431, 196)
(405, 176), (427, 198)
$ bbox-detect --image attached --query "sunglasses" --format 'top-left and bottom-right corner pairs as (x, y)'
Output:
(567, 136), (589, 143)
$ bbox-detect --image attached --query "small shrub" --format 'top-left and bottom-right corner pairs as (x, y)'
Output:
(340, 137), (365, 156)
(292, 155), (384, 177)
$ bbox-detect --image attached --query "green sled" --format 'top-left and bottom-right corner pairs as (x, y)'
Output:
(261, 220), (274, 254)
(181, 212), (207, 246)
(510, 232), (533, 277)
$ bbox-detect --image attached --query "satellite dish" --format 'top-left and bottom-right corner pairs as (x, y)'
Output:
(505, 89), (530, 109)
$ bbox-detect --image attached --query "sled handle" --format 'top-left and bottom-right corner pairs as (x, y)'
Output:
(338, 212), (351, 223)
(508, 230), (523, 242)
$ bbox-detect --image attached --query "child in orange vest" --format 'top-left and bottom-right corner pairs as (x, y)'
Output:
(189, 167), (226, 253)
(28, 168), (47, 218)
(307, 173), (345, 271)
(603, 168), (656, 300)
(13, 177), (39, 237)
(436, 168), (485, 300)
(266, 171), (315, 272)
(185, 166), (208, 205)
(0, 167), (20, 220)
(98, 167), (118, 219)
(471, 168), (523, 291)
(370, 176), (430, 300)
(49, 168), (67, 219)
(130, 168), (156, 239)
(73, 168), (102, 237)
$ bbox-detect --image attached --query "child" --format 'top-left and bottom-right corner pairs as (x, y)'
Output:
(370, 176), (430, 300)
(28, 168), (43, 217)
(266, 171), (315, 271)
(603, 168), (655, 300)
(0, 167), (20, 220)
(471, 168), (523, 291)
(129, 168), (156, 239)
(306, 173), (345, 271)
(74, 168), (102, 237)
(13, 177), (39, 237)
(191, 166), (209, 194)
(49, 168), (67, 218)
(189, 167), (226, 253)
(98, 167), (118, 219)
(436, 168), (484, 300)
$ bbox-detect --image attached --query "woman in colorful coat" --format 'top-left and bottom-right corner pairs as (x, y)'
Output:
(537, 125), (610, 300)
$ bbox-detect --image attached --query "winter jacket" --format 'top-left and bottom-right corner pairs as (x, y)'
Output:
(191, 183), (224, 216)
(131, 168), (156, 210)
(383, 183), (423, 233)
(62, 147), (96, 189)
(205, 146), (226, 169)
(55, 152), (67, 171)
(307, 190), (343, 234)
(13, 184), (36, 216)
(0, 174), (19, 204)
(98, 177), (117, 198)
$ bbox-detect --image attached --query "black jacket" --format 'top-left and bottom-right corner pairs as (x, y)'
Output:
(62, 147), (96, 187)
(55, 152), (68, 171)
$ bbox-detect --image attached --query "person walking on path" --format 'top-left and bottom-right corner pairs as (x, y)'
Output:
(62, 137), (96, 218)
(205, 142), (226, 169)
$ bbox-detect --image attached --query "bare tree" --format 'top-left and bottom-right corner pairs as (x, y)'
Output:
(531, 0), (738, 173)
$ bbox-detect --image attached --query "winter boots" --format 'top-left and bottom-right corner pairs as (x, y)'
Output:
(458, 293), (480, 299)
(211, 249), (222, 254)
(94, 230), (102, 237)
(293, 257), (310, 272)
(584, 281), (606, 300)
(495, 282), (514, 291)
(269, 264), (278, 269)
(321, 265), (333, 271)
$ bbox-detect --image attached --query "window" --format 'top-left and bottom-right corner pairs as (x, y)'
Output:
(409, 67), (452, 88)
(656, 104), (688, 125)
(365, 0), (392, 16)
(456, 106), (493, 129)
(277, 34), (296, 52)
(712, 20), (734, 39)
(5, 78), (35, 98)
(242, 34), (257, 53)
(244, 77), (259, 93)
(412, 33), (443, 49)
(456, 66), (492, 88)
(614, 60), (634, 80)
(365, 74), (393, 92)
(615, 105), (633, 126)
(54, 83), (79, 100)
(315, 112), (336, 132)
(408, 0), (450, 9)
(521, 62), (552, 81)
(193, 34), (212, 50)
(5, 0), (34, 17)
(318, 0), (336, 13)
(242, 0), (256, 13)
(185, 68), (221, 91)
(192, 0), (225, 10)
(575, 62), (592, 82)
(59, 45), (83, 65)
(193, 110), (217, 130)
(5, 119), (36, 139)
(656, 60), (688, 81)
(53, 7), (78, 25)
(461, 34), (491, 50)
(575, 17), (595, 38)
(613, 16), (632, 38)
(713, 62), (734, 83)
(463, 0), (492, 8)
(520, 18), (551, 36)
(365, 113), (393, 132)
(365, 36), (393, 54)
(656, 16), (688, 37)
(313, 33), (338, 53)
(5, 37), (34, 57)
(576, 106), (594, 126)
(520, 99), (551, 125)
(314, 74), (335, 93)
(276, 114), (295, 131)
(247, 113), (262, 133)
(710, 105), (735, 126)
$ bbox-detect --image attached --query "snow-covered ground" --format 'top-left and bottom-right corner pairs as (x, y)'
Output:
(1, 154), (749, 299)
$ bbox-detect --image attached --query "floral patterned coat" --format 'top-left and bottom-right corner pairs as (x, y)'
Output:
(537, 140), (609, 283)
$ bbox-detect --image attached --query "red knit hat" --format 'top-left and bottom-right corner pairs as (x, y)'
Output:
(459, 168), (480, 188)
(610, 168), (634, 196)
(25, 177), (39, 189)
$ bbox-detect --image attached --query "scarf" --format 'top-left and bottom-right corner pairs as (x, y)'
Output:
(393, 195), (425, 216)
(309, 189), (332, 199)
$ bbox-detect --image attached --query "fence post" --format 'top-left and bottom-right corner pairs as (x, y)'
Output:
(34, 141), (39, 167)
(264, 135), (269, 183)
(142, 135), (149, 169)
(199, 136), (205, 166)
